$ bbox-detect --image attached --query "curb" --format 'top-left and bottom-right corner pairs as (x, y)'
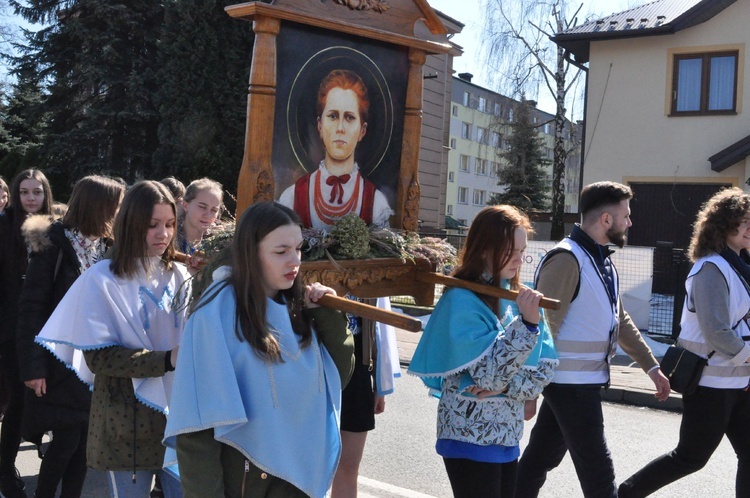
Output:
(601, 387), (683, 412)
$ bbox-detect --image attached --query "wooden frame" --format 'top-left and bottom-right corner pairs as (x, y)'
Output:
(224, 1), (454, 304)
(225, 1), (451, 232)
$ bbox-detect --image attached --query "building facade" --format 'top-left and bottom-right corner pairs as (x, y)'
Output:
(446, 74), (582, 229)
(552, 0), (750, 249)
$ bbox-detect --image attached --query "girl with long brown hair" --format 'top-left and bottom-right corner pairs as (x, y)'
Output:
(36, 180), (190, 498)
(164, 201), (354, 498)
(409, 205), (557, 498)
(0, 169), (54, 498)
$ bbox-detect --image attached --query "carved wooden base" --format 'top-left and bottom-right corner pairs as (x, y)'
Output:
(301, 256), (435, 306)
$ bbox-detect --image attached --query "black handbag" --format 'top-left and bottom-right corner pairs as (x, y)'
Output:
(659, 345), (713, 395)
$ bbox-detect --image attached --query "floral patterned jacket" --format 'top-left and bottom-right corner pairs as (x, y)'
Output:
(436, 316), (556, 447)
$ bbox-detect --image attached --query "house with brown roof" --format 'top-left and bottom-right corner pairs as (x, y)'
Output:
(552, 0), (748, 249)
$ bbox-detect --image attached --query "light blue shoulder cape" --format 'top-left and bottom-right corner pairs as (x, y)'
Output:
(407, 285), (556, 393)
(408, 287), (501, 391)
(163, 279), (342, 498)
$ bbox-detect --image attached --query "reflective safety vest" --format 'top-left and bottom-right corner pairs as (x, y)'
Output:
(538, 239), (620, 385)
(679, 255), (750, 389)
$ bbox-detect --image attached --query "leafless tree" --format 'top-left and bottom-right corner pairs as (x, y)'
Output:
(481, 0), (585, 240)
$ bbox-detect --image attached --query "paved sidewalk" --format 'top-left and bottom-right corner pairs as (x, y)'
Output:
(394, 328), (683, 412)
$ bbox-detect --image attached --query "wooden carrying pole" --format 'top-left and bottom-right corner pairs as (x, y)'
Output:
(317, 294), (423, 332)
(416, 272), (561, 311)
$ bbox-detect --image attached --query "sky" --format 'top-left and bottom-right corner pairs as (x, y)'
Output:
(427, 0), (644, 116)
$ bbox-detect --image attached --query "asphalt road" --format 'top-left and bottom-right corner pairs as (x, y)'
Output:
(12, 369), (738, 497)
(359, 370), (737, 498)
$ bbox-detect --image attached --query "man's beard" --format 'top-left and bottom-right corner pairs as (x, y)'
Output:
(607, 227), (627, 248)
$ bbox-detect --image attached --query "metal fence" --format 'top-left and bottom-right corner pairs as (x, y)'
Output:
(649, 243), (691, 341)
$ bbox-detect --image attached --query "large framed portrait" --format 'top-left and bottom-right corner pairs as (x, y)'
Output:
(272, 22), (409, 228)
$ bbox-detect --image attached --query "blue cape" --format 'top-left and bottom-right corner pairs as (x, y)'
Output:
(163, 280), (342, 497)
(408, 285), (556, 395)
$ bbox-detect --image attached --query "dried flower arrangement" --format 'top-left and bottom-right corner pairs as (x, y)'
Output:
(185, 212), (457, 305)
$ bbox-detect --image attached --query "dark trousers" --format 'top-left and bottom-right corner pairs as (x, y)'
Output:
(443, 457), (518, 498)
(619, 385), (750, 498)
(34, 422), (88, 498)
(0, 340), (24, 477)
(515, 383), (616, 498)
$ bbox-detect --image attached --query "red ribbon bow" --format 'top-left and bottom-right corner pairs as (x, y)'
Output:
(326, 174), (351, 204)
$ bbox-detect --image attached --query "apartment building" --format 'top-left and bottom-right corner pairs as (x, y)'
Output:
(446, 73), (581, 230)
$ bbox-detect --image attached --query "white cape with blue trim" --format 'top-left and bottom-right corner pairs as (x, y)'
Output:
(35, 258), (189, 414)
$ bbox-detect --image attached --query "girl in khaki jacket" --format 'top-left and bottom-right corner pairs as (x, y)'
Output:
(37, 181), (190, 498)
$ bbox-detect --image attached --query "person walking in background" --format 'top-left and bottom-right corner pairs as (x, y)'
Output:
(160, 177), (186, 209)
(164, 201), (354, 498)
(0, 177), (8, 215)
(0, 169), (54, 498)
(618, 188), (750, 497)
(0, 176), (9, 423)
(515, 181), (671, 498)
(409, 205), (556, 498)
(174, 178), (223, 257)
(35, 181), (190, 498)
(16, 175), (125, 498)
(331, 297), (400, 498)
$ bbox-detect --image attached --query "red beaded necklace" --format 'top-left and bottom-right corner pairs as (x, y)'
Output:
(313, 170), (361, 226)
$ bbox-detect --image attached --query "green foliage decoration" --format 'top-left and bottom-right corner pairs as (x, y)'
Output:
(330, 213), (371, 259)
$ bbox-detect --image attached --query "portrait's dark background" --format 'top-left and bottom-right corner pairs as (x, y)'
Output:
(273, 22), (409, 208)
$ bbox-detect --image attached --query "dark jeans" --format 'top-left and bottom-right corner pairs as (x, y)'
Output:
(443, 457), (518, 498)
(0, 340), (24, 477)
(34, 422), (88, 498)
(618, 385), (750, 498)
(515, 383), (617, 498)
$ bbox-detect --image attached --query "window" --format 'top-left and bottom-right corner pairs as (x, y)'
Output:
(491, 161), (501, 177)
(450, 138), (457, 149)
(475, 158), (488, 175)
(458, 187), (468, 204)
(672, 51), (738, 115)
(452, 105), (458, 116)
(459, 155), (470, 172)
(447, 205), (453, 216)
(448, 171), (455, 182)
(544, 123), (552, 134)
(477, 127), (489, 145)
(508, 108), (514, 122)
(494, 102), (502, 116)
(462, 122), (471, 139)
(463, 91), (470, 106)
(473, 189), (486, 206)
(458, 219), (467, 226)
(478, 96), (487, 112)
(491, 131), (502, 148)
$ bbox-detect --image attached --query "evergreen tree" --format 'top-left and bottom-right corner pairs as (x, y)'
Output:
(9, 0), (164, 193)
(0, 65), (46, 180)
(153, 0), (254, 210)
(489, 100), (550, 211)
